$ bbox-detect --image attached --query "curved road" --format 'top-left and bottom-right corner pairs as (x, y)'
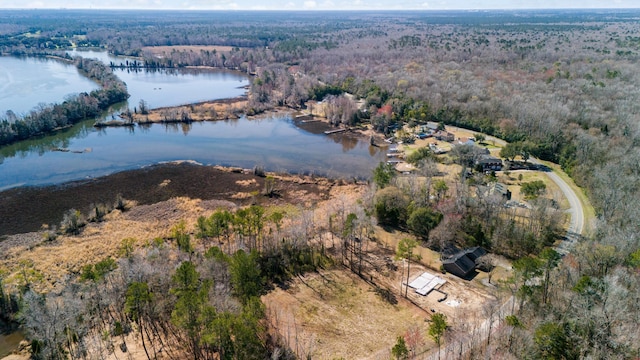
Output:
(423, 129), (587, 359)
(473, 130), (586, 249)
(541, 168), (585, 254)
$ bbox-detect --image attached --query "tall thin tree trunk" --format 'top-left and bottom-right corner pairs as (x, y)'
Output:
(139, 320), (152, 360)
(405, 258), (411, 298)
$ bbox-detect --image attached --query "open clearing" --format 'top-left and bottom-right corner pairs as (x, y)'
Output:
(263, 235), (499, 360)
(263, 269), (434, 360)
(0, 163), (359, 293)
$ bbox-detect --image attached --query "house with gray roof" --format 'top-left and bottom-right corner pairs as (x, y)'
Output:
(442, 247), (487, 279)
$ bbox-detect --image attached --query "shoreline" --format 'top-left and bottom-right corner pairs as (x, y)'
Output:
(117, 96), (251, 124)
(113, 95), (387, 145)
(0, 162), (353, 237)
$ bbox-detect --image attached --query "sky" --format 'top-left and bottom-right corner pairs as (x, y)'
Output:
(1, 0), (638, 10)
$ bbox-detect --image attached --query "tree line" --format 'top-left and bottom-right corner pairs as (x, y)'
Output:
(2, 9), (640, 358)
(0, 56), (128, 146)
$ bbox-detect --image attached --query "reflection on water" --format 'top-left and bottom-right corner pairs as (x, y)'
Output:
(1, 50), (249, 123)
(67, 49), (250, 112)
(295, 120), (375, 154)
(0, 56), (100, 115)
(1, 50), (384, 188)
(0, 116), (386, 189)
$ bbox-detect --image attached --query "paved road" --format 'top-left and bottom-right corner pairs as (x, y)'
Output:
(423, 163), (586, 359)
(541, 168), (585, 254)
(531, 159), (585, 255)
(422, 127), (587, 359)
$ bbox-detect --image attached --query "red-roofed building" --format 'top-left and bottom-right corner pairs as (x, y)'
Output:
(377, 104), (393, 117)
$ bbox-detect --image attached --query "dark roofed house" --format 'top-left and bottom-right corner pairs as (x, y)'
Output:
(442, 253), (477, 279)
(442, 247), (488, 279)
(476, 155), (503, 171)
(464, 246), (487, 261)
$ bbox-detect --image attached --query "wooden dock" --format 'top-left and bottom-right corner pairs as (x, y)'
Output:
(324, 128), (348, 135)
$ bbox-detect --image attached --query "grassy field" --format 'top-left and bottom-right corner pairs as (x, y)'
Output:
(263, 269), (434, 360)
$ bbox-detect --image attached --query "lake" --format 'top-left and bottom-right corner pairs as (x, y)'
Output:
(0, 56), (99, 115)
(67, 50), (248, 111)
(0, 116), (386, 189)
(0, 51), (249, 116)
(0, 52), (385, 190)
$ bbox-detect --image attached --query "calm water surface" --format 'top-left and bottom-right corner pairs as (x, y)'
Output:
(0, 51), (384, 189)
(0, 51), (248, 116)
(0, 116), (386, 189)
(0, 56), (99, 115)
(67, 50), (248, 110)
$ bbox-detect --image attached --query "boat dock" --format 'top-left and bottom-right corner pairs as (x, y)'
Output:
(324, 128), (348, 135)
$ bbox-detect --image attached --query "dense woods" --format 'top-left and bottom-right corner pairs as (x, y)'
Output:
(1, 8), (640, 359)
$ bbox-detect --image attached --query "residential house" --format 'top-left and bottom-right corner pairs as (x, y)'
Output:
(426, 121), (441, 131)
(457, 137), (476, 146)
(434, 130), (455, 142)
(442, 247), (487, 279)
(476, 155), (503, 171)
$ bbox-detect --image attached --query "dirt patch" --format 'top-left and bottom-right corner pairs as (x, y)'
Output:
(236, 179), (257, 187)
(263, 230), (500, 360)
(263, 269), (433, 360)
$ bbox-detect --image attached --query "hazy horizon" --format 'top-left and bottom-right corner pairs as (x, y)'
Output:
(1, 0), (638, 11)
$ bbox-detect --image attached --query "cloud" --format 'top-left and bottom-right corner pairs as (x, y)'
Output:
(421, 2), (430, 7)
(321, 0), (335, 7)
(303, 1), (317, 8)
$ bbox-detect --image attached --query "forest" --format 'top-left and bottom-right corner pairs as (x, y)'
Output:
(1, 8), (640, 359)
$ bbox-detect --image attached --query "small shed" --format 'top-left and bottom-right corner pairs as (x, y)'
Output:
(490, 182), (512, 200)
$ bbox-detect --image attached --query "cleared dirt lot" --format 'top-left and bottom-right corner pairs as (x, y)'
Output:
(263, 236), (500, 360)
(264, 269), (433, 360)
